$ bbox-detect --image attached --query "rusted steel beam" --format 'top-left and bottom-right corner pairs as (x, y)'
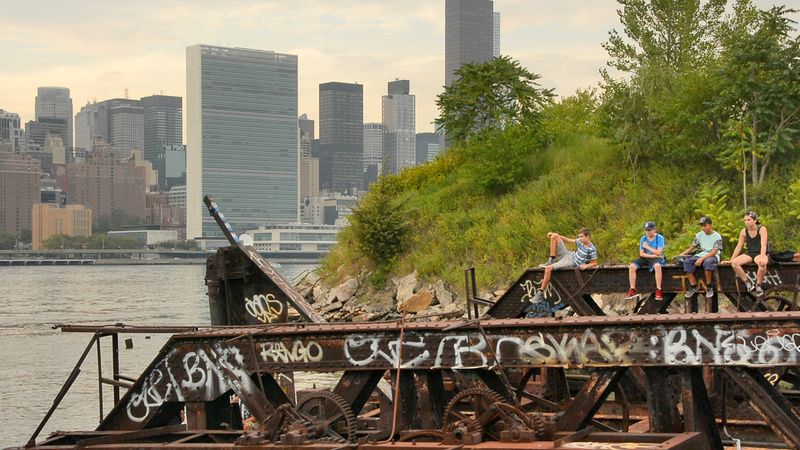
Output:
(56, 324), (204, 334)
(332, 370), (385, 415)
(92, 313), (800, 431)
(643, 368), (681, 433)
(203, 195), (324, 324)
(488, 263), (800, 318)
(680, 367), (723, 450)
(416, 371), (447, 430)
(555, 369), (626, 431)
(22, 431), (704, 450)
(724, 366), (800, 448)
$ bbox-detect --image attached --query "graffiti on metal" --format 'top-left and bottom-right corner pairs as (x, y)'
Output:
(125, 344), (246, 423)
(562, 443), (664, 449)
(260, 340), (324, 363)
(245, 293), (284, 324)
(520, 279), (564, 318)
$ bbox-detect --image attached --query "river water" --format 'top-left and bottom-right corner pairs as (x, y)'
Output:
(0, 264), (328, 448)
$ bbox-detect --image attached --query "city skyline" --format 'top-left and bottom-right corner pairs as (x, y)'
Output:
(9, 1), (794, 136)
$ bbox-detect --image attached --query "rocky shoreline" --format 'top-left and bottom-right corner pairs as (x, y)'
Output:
(294, 270), (484, 322)
(292, 268), (688, 321)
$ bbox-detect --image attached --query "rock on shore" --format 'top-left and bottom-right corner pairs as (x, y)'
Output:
(293, 269), (479, 322)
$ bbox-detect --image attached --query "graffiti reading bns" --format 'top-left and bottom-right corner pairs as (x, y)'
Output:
(125, 345), (246, 423)
(245, 293), (284, 324)
(519, 279), (564, 318)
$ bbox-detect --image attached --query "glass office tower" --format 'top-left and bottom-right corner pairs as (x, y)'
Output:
(186, 45), (299, 238)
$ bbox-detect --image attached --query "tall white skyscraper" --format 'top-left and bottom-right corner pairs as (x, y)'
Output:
(35, 87), (73, 149)
(363, 122), (383, 187)
(74, 102), (98, 152)
(493, 11), (501, 57)
(186, 45), (298, 239)
(382, 80), (416, 175)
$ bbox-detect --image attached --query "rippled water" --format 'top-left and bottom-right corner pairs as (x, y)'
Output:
(0, 264), (324, 448)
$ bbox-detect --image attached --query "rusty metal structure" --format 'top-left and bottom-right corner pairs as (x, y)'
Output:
(13, 196), (800, 450)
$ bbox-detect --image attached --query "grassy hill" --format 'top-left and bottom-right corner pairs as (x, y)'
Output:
(322, 124), (800, 292)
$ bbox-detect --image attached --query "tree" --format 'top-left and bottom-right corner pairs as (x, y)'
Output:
(0, 232), (16, 250)
(714, 6), (800, 194)
(600, 0), (730, 173)
(94, 210), (145, 234)
(348, 177), (408, 272)
(435, 56), (554, 143)
(603, 0), (726, 74)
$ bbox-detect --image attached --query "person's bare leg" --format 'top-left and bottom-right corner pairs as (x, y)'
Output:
(541, 266), (554, 291)
(687, 272), (696, 286)
(654, 264), (662, 289)
(704, 270), (713, 286)
(730, 254), (752, 283)
(549, 235), (559, 258)
(754, 254), (768, 285)
(628, 264), (637, 290)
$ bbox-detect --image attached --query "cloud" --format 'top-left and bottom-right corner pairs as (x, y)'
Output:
(2, 0), (796, 135)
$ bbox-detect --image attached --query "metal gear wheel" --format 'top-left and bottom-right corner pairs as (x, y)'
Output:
(295, 390), (358, 443)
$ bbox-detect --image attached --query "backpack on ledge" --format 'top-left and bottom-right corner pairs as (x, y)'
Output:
(771, 250), (800, 263)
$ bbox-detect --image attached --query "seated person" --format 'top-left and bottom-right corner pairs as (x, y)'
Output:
(721, 211), (771, 297)
(626, 221), (666, 301)
(532, 228), (598, 303)
(679, 216), (722, 298)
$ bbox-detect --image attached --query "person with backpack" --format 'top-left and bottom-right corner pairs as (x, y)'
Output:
(532, 228), (598, 303)
(721, 211), (771, 297)
(625, 221), (666, 301)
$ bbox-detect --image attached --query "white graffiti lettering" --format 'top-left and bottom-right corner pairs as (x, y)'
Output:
(745, 268), (782, 286)
(125, 352), (183, 423)
(125, 345), (245, 423)
(245, 293), (284, 324)
(344, 335), (430, 368)
(260, 340), (324, 363)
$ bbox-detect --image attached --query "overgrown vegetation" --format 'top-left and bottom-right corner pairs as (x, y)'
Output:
(322, 0), (800, 291)
(41, 234), (141, 250)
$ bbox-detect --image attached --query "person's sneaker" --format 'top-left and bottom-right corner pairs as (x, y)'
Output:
(685, 285), (698, 297)
(530, 291), (546, 303)
(538, 256), (556, 268)
(705, 286), (715, 298)
(655, 289), (663, 301)
(746, 280), (756, 293)
(624, 288), (639, 300)
(755, 284), (764, 297)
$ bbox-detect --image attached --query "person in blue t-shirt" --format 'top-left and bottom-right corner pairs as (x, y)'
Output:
(626, 221), (666, 301)
(679, 216), (723, 299)
(532, 228), (598, 304)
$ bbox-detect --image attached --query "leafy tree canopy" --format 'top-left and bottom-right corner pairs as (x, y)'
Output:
(436, 56), (554, 143)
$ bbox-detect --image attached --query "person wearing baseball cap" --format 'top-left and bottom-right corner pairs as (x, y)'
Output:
(679, 216), (723, 298)
(626, 221), (666, 301)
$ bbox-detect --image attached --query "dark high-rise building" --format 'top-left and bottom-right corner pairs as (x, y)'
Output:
(445, 0), (494, 87)
(106, 99), (144, 159)
(319, 82), (363, 194)
(416, 132), (441, 164)
(25, 118), (67, 149)
(35, 87), (73, 149)
(0, 110), (22, 152)
(142, 95), (182, 190)
(299, 113), (315, 140)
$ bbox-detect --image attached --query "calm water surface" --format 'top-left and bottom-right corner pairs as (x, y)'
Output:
(0, 264), (329, 448)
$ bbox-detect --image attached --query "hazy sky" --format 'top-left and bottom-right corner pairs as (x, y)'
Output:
(1, 0), (796, 134)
